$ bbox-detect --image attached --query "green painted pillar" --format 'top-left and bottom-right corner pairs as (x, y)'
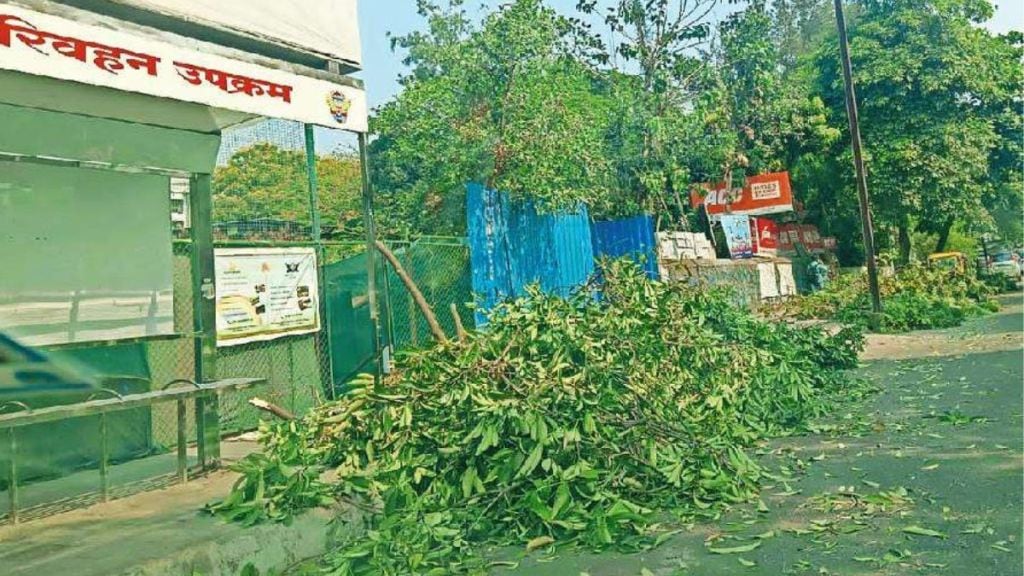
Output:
(189, 173), (220, 469)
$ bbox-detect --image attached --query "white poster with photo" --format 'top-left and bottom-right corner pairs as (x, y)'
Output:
(214, 247), (320, 347)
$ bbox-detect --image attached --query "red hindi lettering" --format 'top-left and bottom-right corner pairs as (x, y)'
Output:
(91, 45), (126, 74)
(227, 74), (266, 97)
(123, 50), (160, 76)
(266, 82), (293, 103)
(0, 15), (47, 53)
(173, 61), (204, 85)
(49, 35), (88, 62)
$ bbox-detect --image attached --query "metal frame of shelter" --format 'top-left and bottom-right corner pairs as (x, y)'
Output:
(0, 0), (384, 521)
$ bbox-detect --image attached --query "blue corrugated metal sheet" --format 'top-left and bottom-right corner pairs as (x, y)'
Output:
(591, 215), (659, 279)
(467, 185), (595, 325)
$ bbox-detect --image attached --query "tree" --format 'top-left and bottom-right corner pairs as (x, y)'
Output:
(213, 144), (363, 235)
(574, 0), (721, 220)
(714, 0), (839, 177)
(813, 0), (1022, 263)
(370, 0), (617, 237)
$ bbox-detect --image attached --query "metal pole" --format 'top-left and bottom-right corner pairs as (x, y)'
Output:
(305, 124), (335, 400)
(176, 399), (188, 483)
(834, 0), (882, 314)
(7, 428), (18, 524)
(189, 174), (220, 469)
(358, 132), (385, 381)
(98, 413), (109, 502)
(304, 125), (322, 243)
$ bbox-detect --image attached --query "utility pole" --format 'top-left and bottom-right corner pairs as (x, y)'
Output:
(833, 0), (882, 314)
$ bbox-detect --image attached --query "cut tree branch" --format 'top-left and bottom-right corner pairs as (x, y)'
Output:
(374, 240), (449, 343)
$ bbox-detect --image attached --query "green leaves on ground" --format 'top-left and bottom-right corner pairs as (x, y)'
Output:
(708, 541), (762, 555)
(212, 260), (862, 574)
(902, 525), (948, 539)
(775, 264), (1002, 332)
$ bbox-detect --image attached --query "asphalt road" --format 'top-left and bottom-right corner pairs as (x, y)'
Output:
(504, 294), (1023, 576)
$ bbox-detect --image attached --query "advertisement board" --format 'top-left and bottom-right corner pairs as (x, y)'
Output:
(690, 172), (794, 218)
(0, 6), (368, 131)
(751, 218), (779, 256)
(721, 215), (754, 260)
(800, 224), (823, 253)
(214, 247), (320, 347)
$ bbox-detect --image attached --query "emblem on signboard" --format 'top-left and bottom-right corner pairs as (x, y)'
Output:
(326, 90), (352, 124)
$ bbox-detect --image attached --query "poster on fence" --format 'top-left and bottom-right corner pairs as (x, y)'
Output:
(721, 215), (754, 260)
(214, 247), (320, 347)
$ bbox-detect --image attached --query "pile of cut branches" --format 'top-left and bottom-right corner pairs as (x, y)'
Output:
(775, 264), (1000, 332)
(210, 261), (863, 575)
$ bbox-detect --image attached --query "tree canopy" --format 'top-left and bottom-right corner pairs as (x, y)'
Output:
(212, 143), (363, 236)
(811, 0), (1023, 261)
(347, 0), (1020, 260)
(370, 0), (618, 236)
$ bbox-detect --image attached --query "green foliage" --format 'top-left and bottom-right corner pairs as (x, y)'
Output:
(213, 144), (363, 234)
(911, 224), (979, 262)
(212, 260), (862, 574)
(371, 0), (616, 236)
(205, 420), (332, 526)
(716, 0), (840, 176)
(573, 0), (725, 219)
(364, 0), (1019, 257)
(776, 264), (1001, 332)
(810, 0), (1023, 260)
(977, 268), (1020, 293)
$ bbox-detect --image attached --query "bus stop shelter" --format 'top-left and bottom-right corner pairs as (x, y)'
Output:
(0, 0), (382, 522)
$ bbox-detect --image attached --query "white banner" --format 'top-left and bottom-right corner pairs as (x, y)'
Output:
(757, 262), (780, 299)
(108, 0), (362, 66)
(215, 248), (320, 347)
(0, 5), (367, 131)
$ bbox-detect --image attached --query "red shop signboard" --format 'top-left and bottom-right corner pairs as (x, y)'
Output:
(690, 172), (795, 218)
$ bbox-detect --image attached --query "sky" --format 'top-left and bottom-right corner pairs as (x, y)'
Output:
(353, 0), (1024, 108)
(315, 0), (1021, 151)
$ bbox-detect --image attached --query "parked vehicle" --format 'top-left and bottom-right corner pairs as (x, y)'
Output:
(989, 251), (1022, 279)
(927, 252), (967, 273)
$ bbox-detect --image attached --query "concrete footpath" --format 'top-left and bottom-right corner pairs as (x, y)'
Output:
(0, 442), (337, 576)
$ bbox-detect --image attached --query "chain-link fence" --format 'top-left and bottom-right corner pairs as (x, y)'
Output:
(382, 238), (475, 350)
(2, 119), (480, 524)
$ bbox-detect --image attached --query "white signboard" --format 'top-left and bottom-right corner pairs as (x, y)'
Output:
(109, 0), (362, 66)
(777, 263), (797, 297)
(750, 181), (781, 200)
(215, 248), (320, 347)
(757, 262), (780, 300)
(0, 5), (367, 131)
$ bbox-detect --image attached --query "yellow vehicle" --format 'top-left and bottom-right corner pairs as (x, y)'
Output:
(927, 252), (967, 273)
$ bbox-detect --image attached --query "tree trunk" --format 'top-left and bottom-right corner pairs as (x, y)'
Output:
(934, 216), (955, 253)
(898, 221), (912, 265)
(374, 240), (448, 344)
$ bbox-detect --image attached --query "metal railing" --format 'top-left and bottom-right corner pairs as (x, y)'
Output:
(0, 377), (262, 524)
